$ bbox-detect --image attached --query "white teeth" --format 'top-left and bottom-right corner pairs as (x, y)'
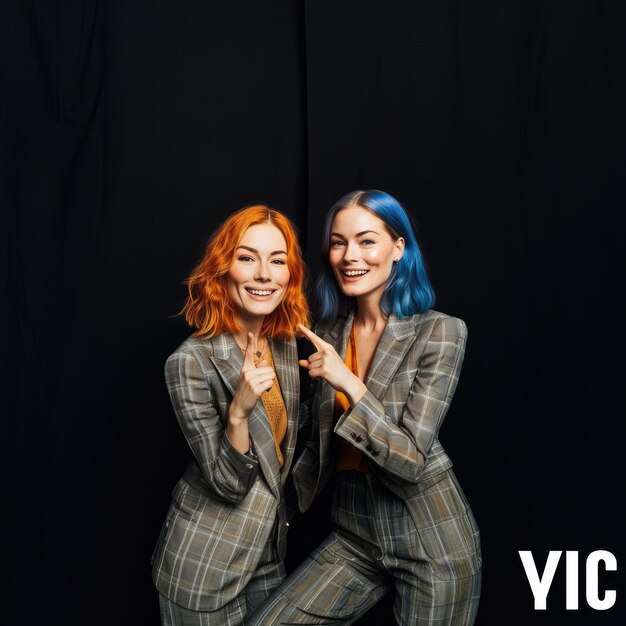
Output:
(343, 270), (368, 276)
(248, 289), (274, 296)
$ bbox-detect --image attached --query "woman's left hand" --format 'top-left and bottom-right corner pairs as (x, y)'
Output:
(298, 324), (367, 406)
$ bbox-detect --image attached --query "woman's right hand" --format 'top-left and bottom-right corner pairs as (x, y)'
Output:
(229, 332), (275, 423)
(297, 324), (366, 406)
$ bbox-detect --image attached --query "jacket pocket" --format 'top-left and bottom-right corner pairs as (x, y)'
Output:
(150, 503), (177, 567)
(405, 471), (482, 580)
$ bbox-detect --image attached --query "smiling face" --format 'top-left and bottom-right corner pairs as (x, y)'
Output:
(226, 222), (290, 325)
(328, 206), (404, 307)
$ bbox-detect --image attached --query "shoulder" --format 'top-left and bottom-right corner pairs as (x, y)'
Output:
(165, 334), (220, 370)
(413, 310), (467, 341)
(168, 334), (216, 358)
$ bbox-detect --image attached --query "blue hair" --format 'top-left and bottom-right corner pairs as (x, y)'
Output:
(315, 190), (435, 320)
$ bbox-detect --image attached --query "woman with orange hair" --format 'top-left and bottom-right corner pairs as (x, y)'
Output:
(151, 204), (309, 626)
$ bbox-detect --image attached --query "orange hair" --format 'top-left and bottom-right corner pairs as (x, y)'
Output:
(181, 204), (309, 338)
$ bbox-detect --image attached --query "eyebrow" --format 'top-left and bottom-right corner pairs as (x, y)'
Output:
(236, 245), (287, 256)
(330, 230), (380, 238)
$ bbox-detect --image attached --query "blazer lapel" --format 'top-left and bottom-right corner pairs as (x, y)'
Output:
(363, 314), (418, 400)
(246, 402), (282, 499)
(210, 334), (281, 499)
(317, 313), (354, 452)
(269, 336), (299, 486)
(209, 334), (243, 398)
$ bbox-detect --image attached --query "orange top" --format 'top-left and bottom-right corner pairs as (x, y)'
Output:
(258, 347), (288, 467)
(335, 326), (371, 472)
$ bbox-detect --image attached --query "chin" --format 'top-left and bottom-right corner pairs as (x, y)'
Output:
(243, 304), (275, 317)
(243, 296), (284, 316)
(340, 284), (369, 297)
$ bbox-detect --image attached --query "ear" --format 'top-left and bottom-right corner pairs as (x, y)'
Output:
(394, 237), (405, 262)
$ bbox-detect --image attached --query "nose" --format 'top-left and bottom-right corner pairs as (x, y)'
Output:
(254, 260), (271, 282)
(344, 241), (360, 263)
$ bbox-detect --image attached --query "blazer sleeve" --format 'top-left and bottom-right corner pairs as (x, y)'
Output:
(334, 315), (467, 485)
(165, 350), (259, 504)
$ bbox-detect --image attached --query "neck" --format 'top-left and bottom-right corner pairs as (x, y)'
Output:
(354, 293), (387, 333)
(232, 313), (265, 347)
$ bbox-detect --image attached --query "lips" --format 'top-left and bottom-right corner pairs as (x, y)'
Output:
(341, 269), (368, 276)
(337, 269), (370, 284)
(245, 287), (277, 297)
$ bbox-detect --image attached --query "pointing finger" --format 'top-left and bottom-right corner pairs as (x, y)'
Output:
(243, 332), (256, 366)
(297, 324), (328, 350)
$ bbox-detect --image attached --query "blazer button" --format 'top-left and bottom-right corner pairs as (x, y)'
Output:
(355, 435), (363, 443)
(371, 546), (384, 561)
(371, 450), (380, 456)
(350, 432), (357, 439)
(366, 444), (373, 452)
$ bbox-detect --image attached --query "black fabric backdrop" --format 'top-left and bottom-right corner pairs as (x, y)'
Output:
(2, 1), (625, 625)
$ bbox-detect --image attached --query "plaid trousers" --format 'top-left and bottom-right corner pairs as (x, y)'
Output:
(247, 469), (481, 625)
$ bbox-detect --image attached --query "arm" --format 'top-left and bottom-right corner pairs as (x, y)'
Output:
(334, 316), (467, 484)
(165, 351), (260, 504)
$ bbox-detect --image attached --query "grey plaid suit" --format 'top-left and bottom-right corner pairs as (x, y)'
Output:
(151, 333), (300, 621)
(247, 310), (482, 625)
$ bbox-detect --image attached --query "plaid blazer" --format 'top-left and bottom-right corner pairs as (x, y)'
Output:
(152, 333), (300, 612)
(292, 310), (467, 520)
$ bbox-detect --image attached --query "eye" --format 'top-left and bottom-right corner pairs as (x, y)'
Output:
(360, 239), (375, 246)
(238, 255), (255, 262)
(330, 239), (345, 248)
(271, 258), (286, 265)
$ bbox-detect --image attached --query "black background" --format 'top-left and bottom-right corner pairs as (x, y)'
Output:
(2, 1), (625, 625)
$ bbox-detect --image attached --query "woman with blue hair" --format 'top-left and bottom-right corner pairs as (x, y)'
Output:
(248, 190), (481, 625)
